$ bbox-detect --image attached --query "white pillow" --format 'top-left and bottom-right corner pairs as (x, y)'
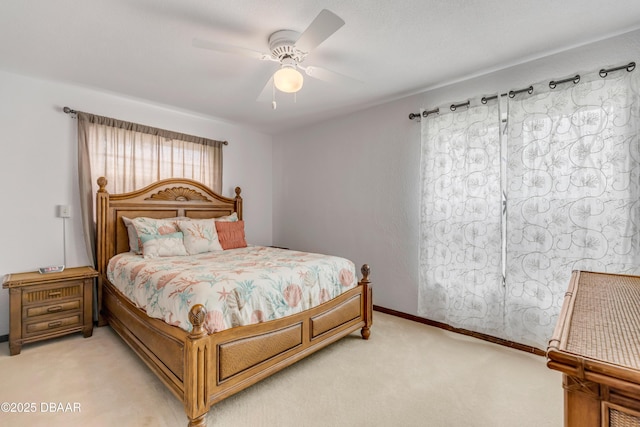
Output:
(121, 216), (140, 253)
(140, 232), (188, 259)
(214, 212), (238, 222)
(177, 219), (223, 254)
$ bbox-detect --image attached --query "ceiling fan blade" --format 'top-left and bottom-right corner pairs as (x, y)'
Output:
(256, 76), (274, 103)
(295, 9), (345, 53)
(192, 38), (272, 61)
(301, 65), (361, 86)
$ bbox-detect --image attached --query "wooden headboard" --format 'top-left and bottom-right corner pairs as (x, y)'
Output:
(95, 176), (242, 281)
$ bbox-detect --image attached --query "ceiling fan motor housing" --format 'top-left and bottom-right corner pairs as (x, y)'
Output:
(268, 30), (306, 62)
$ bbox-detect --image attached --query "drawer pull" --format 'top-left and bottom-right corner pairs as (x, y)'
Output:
(48, 321), (62, 328)
(48, 291), (62, 297)
(47, 306), (63, 313)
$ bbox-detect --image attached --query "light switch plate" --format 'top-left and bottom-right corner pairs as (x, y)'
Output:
(58, 205), (71, 218)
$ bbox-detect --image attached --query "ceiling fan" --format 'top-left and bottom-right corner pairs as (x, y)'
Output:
(193, 9), (355, 107)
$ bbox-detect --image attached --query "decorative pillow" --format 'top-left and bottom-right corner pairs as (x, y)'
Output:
(121, 216), (140, 253)
(177, 219), (223, 254)
(123, 216), (190, 254)
(130, 217), (181, 255)
(140, 232), (187, 259)
(214, 212), (238, 222)
(215, 220), (247, 250)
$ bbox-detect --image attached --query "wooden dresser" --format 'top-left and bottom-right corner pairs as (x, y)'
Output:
(2, 266), (97, 355)
(547, 270), (640, 426)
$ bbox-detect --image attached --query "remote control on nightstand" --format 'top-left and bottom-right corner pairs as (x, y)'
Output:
(38, 265), (65, 274)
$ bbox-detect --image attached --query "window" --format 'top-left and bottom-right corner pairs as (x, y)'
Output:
(76, 111), (224, 267)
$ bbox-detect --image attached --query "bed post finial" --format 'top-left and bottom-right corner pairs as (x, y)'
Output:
(97, 177), (108, 193)
(361, 264), (371, 283)
(188, 304), (207, 338)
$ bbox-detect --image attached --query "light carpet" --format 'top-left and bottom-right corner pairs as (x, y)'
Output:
(0, 312), (562, 426)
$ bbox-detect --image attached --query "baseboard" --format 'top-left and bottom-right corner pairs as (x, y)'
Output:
(0, 334), (8, 343)
(373, 305), (545, 357)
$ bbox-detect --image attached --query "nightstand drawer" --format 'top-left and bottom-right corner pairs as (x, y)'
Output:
(25, 299), (81, 318)
(22, 281), (83, 305)
(24, 314), (82, 336)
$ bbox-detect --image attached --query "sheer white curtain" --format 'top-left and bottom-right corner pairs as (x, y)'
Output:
(419, 67), (640, 350)
(504, 69), (640, 347)
(79, 113), (223, 195)
(418, 101), (505, 338)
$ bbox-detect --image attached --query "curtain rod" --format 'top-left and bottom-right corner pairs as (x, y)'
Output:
(408, 107), (439, 120)
(481, 86), (534, 104)
(408, 60), (636, 121)
(62, 106), (229, 145)
(548, 75), (579, 89)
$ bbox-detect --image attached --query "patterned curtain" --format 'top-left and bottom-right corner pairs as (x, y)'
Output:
(418, 101), (505, 338)
(504, 69), (640, 348)
(419, 66), (640, 349)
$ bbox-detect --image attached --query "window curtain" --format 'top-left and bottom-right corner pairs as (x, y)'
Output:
(419, 66), (640, 349)
(418, 101), (505, 338)
(77, 111), (224, 267)
(504, 69), (640, 347)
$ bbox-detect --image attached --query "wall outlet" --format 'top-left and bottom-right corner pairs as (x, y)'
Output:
(58, 205), (71, 218)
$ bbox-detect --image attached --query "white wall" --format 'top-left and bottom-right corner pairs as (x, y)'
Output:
(272, 29), (640, 316)
(0, 71), (273, 336)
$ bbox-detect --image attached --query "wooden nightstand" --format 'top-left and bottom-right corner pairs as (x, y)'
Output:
(2, 266), (97, 356)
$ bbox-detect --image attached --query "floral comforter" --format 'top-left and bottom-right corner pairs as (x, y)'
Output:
(107, 246), (358, 334)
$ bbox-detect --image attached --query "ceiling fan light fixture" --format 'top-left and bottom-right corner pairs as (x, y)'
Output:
(273, 65), (304, 93)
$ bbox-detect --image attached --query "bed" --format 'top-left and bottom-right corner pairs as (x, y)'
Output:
(95, 177), (373, 426)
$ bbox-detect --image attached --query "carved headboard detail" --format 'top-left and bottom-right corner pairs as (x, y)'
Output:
(145, 187), (211, 201)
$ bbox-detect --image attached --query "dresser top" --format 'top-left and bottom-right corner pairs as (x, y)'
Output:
(2, 266), (98, 288)
(548, 270), (640, 377)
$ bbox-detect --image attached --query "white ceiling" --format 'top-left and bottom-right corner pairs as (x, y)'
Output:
(2, 0), (640, 134)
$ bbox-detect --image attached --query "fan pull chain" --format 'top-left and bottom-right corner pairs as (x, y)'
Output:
(272, 83), (277, 110)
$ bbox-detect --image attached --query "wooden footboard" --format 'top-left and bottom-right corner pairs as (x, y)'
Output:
(102, 265), (373, 426)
